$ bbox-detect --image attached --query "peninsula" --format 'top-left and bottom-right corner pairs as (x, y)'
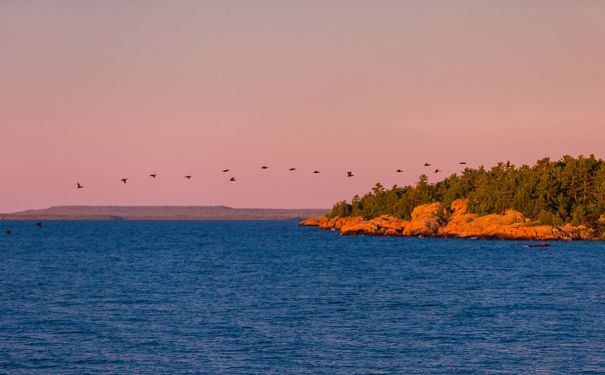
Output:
(1, 206), (328, 221)
(301, 155), (605, 240)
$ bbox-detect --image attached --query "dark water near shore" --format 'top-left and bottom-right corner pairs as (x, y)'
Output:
(1, 221), (605, 374)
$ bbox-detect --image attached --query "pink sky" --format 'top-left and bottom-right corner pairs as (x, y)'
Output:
(1, 1), (604, 212)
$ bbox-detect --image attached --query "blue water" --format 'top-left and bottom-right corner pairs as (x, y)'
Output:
(1, 221), (605, 374)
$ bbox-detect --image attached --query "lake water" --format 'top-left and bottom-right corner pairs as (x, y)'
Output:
(1, 221), (605, 374)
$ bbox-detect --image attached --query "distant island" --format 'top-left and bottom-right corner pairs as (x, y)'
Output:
(301, 155), (605, 240)
(1, 206), (328, 221)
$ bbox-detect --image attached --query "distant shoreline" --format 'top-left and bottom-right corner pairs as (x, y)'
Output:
(0, 217), (320, 221)
(0, 206), (328, 221)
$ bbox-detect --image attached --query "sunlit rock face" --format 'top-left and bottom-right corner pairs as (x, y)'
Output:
(300, 199), (593, 240)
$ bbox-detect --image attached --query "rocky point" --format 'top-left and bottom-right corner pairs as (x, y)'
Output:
(300, 199), (593, 240)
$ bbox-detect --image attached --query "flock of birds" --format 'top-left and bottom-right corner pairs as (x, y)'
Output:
(73, 161), (468, 189)
(4, 161), (469, 235)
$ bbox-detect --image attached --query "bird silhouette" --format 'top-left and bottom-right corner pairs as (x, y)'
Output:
(261, 166), (269, 169)
(459, 162), (467, 165)
(4, 230), (11, 235)
(121, 178), (128, 184)
(289, 168), (296, 171)
(76, 183), (84, 189)
(396, 169), (403, 173)
(347, 171), (354, 177)
(36, 222), (43, 228)
(424, 163), (431, 167)
(313, 170), (320, 174)
(229, 177), (236, 182)
(185, 175), (192, 179)
(222, 169), (230, 173)
(149, 174), (157, 178)
(434, 169), (441, 174)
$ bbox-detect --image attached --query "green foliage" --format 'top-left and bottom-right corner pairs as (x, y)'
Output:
(326, 155), (605, 236)
(326, 200), (352, 218)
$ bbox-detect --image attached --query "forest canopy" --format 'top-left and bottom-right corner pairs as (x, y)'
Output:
(327, 155), (605, 235)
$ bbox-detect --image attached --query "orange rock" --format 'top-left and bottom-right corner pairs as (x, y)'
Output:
(299, 199), (593, 240)
(370, 215), (409, 236)
(450, 199), (467, 213)
(340, 220), (379, 236)
(299, 216), (330, 227)
(318, 218), (338, 230)
(403, 203), (444, 236)
(439, 199), (592, 240)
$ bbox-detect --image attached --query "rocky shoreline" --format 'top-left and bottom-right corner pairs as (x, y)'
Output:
(300, 199), (593, 240)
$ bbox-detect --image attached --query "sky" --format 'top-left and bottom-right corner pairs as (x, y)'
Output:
(1, 0), (604, 212)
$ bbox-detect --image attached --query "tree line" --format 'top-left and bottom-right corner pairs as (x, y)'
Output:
(328, 155), (605, 236)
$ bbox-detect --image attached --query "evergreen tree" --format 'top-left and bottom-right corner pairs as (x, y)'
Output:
(325, 155), (605, 237)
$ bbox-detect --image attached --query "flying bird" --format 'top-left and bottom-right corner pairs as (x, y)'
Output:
(149, 174), (157, 178)
(434, 169), (441, 174)
(261, 166), (269, 169)
(289, 168), (296, 171)
(229, 177), (236, 182)
(222, 169), (230, 173)
(313, 170), (320, 174)
(347, 171), (354, 177)
(4, 230), (11, 235)
(459, 162), (467, 165)
(185, 175), (192, 179)
(396, 169), (403, 173)
(36, 222), (43, 228)
(424, 163), (431, 167)
(76, 183), (84, 189)
(120, 178), (128, 184)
